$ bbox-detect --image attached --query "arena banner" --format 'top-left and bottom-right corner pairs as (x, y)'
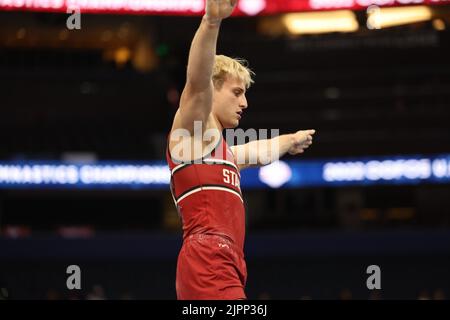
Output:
(0, 0), (449, 16)
(0, 154), (449, 189)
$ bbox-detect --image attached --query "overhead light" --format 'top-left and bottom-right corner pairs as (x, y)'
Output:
(16, 28), (26, 40)
(367, 5), (432, 30)
(114, 47), (131, 67)
(117, 23), (131, 40)
(432, 19), (446, 31)
(238, 0), (266, 16)
(283, 10), (359, 35)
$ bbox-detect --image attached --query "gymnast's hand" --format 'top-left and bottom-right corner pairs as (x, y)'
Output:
(205, 0), (238, 25)
(288, 129), (316, 155)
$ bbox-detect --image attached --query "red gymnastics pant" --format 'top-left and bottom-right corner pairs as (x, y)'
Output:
(176, 234), (247, 300)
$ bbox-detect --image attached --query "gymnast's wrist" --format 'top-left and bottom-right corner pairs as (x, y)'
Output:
(203, 14), (222, 28)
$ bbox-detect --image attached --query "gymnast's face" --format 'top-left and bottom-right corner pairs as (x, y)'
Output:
(212, 75), (248, 129)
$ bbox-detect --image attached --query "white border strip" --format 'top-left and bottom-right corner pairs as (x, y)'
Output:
(177, 186), (243, 204)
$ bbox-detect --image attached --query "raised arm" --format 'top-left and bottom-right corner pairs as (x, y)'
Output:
(230, 130), (316, 170)
(177, 0), (238, 134)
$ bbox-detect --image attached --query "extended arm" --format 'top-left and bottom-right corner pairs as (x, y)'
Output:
(230, 130), (316, 170)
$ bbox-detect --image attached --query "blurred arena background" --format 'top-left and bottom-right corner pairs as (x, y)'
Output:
(0, 0), (450, 300)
